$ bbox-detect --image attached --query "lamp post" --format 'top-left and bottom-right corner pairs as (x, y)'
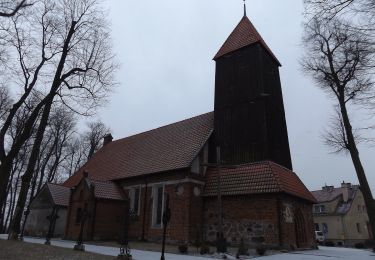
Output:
(200, 146), (241, 253)
(215, 147), (227, 253)
(45, 206), (59, 245)
(160, 193), (171, 260)
(74, 207), (88, 251)
(118, 204), (134, 260)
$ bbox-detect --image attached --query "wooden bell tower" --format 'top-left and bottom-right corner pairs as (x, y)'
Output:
(213, 13), (293, 170)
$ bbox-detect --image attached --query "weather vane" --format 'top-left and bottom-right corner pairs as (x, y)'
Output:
(243, 0), (247, 16)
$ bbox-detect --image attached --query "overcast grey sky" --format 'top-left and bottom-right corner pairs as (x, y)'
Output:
(101, 0), (375, 193)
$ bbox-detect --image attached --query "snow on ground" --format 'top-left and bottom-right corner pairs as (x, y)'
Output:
(1, 234), (374, 259)
(259, 246), (375, 260)
(0, 234), (213, 260)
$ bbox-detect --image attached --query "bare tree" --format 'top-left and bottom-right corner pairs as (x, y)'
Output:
(302, 13), (375, 249)
(0, 102), (32, 232)
(0, 86), (11, 126)
(84, 121), (110, 160)
(29, 105), (76, 200)
(0, 0), (32, 17)
(63, 137), (87, 177)
(7, 0), (116, 239)
(304, 0), (375, 32)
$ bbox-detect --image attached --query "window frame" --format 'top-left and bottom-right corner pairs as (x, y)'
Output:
(357, 223), (362, 233)
(151, 184), (165, 228)
(129, 186), (141, 216)
(314, 205), (325, 213)
(322, 223), (328, 234)
(314, 223), (320, 231)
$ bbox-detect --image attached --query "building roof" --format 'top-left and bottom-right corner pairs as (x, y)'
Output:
(311, 185), (358, 203)
(64, 112), (214, 187)
(203, 161), (316, 203)
(214, 15), (281, 65)
(311, 185), (359, 214)
(47, 183), (70, 207)
(86, 179), (126, 201)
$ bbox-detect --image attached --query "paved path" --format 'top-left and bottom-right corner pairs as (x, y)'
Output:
(1, 234), (374, 259)
(0, 234), (215, 260)
(260, 246), (375, 260)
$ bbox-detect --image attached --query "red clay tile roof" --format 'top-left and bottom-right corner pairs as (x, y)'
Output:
(64, 112), (214, 187)
(47, 183), (70, 207)
(203, 161), (316, 203)
(86, 179), (126, 201)
(214, 16), (281, 66)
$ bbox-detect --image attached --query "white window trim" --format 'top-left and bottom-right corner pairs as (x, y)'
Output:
(129, 186), (141, 216)
(151, 184), (165, 228)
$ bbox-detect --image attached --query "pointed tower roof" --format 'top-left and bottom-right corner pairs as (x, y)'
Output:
(214, 15), (281, 66)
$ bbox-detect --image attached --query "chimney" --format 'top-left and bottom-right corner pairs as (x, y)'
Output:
(341, 181), (351, 202)
(322, 185), (334, 192)
(103, 133), (113, 146)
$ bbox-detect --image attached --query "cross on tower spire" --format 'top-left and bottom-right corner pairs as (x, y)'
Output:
(243, 0), (247, 17)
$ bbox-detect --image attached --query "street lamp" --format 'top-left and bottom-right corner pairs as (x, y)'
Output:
(118, 204), (134, 260)
(215, 147), (227, 253)
(45, 206), (59, 245)
(74, 207), (88, 251)
(160, 193), (171, 260)
(201, 146), (240, 253)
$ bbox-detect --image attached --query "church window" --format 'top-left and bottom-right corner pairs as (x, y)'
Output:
(129, 186), (141, 215)
(152, 185), (164, 227)
(357, 223), (362, 233)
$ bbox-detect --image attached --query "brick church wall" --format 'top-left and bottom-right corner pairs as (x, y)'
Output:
(65, 181), (94, 240)
(126, 179), (205, 243)
(92, 200), (125, 240)
(64, 180), (126, 241)
(279, 195), (316, 249)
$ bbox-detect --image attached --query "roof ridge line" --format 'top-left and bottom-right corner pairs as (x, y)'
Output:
(111, 111), (214, 144)
(187, 129), (214, 167)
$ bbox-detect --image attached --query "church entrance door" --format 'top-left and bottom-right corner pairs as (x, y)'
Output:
(294, 209), (307, 248)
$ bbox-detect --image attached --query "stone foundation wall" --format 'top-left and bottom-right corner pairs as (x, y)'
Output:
(203, 194), (316, 249)
(203, 194), (280, 246)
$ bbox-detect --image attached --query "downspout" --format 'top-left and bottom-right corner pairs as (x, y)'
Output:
(141, 178), (148, 241)
(341, 214), (347, 246)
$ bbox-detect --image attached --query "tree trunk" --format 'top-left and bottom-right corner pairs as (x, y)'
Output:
(8, 99), (53, 239)
(0, 159), (15, 216)
(339, 97), (375, 248)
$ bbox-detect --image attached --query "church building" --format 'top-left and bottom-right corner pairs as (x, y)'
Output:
(27, 10), (317, 249)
